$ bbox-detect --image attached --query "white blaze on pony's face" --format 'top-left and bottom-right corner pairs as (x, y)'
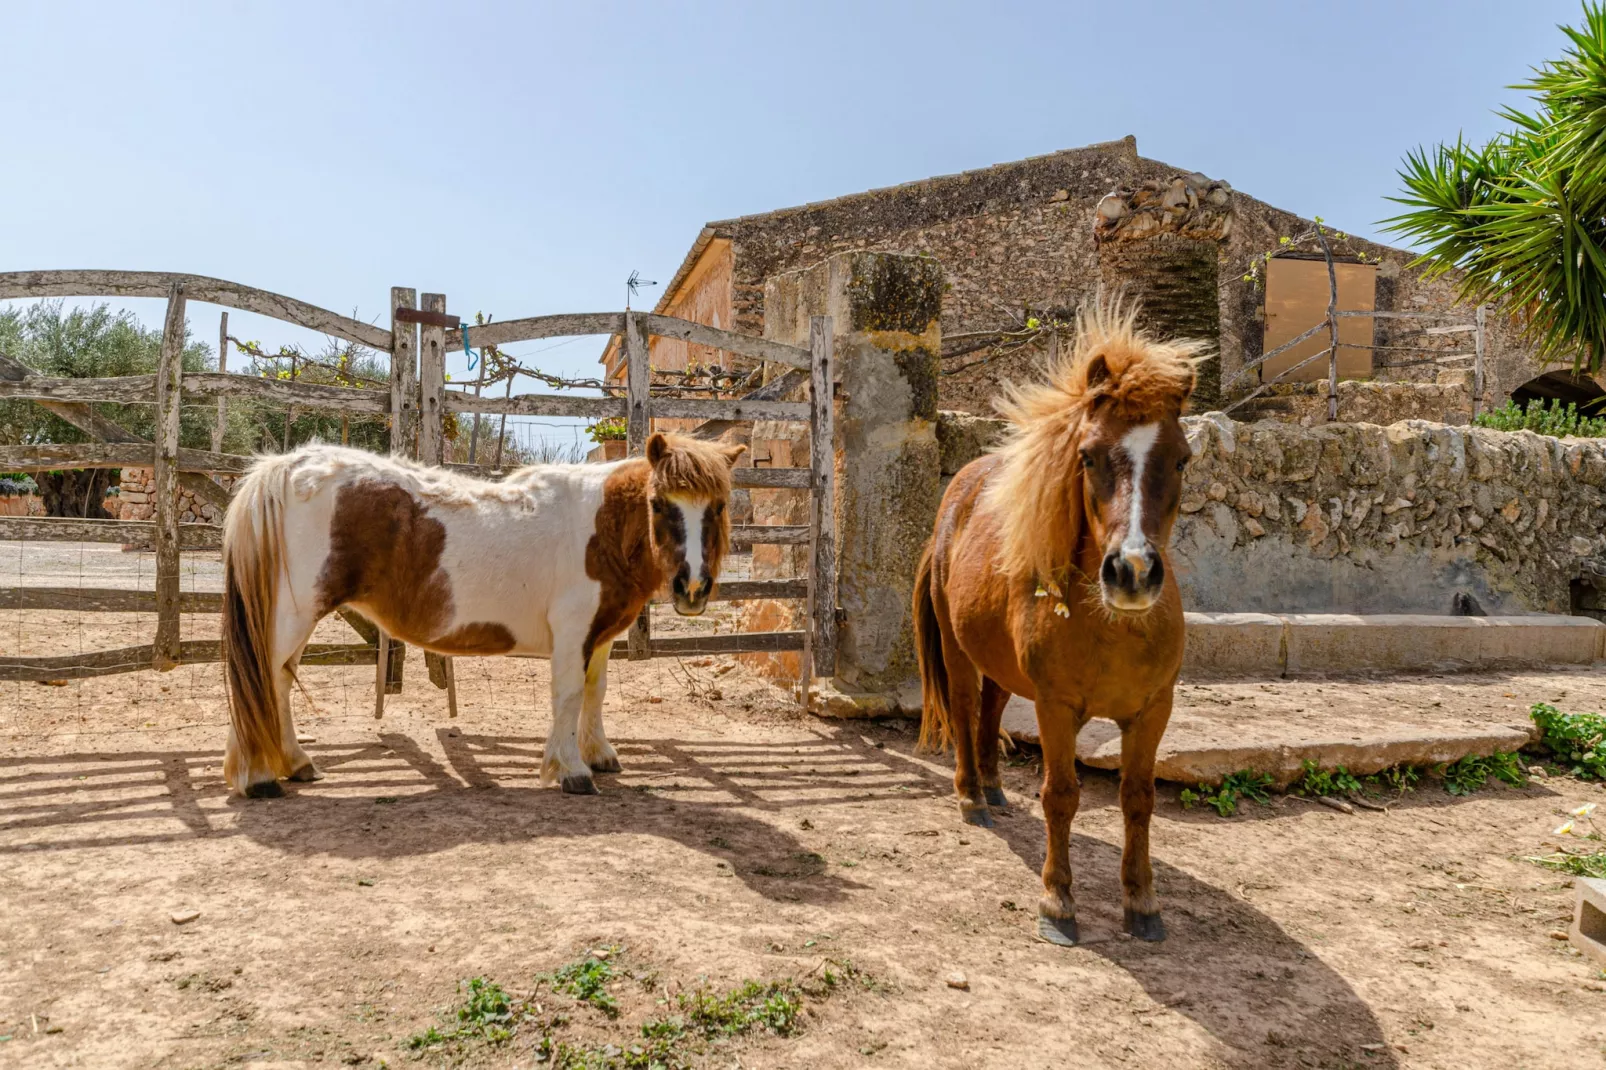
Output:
(653, 492), (724, 616)
(1079, 414), (1191, 614)
(644, 433), (744, 617)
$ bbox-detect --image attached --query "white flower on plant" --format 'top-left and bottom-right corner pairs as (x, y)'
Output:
(1053, 602), (1071, 619)
(1571, 803), (1598, 818)
(1554, 821), (1575, 836)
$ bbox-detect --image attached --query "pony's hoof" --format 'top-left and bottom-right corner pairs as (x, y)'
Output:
(589, 754), (622, 774)
(244, 779), (285, 799)
(959, 803), (995, 828)
(982, 786), (1007, 808)
(1123, 910), (1167, 942)
(560, 774), (600, 796)
(1037, 914), (1080, 947)
(288, 763), (324, 782)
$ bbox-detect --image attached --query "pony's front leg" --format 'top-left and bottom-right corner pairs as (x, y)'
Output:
(579, 646), (619, 774)
(1118, 690), (1173, 942)
(1034, 699), (1087, 946)
(541, 639), (596, 795)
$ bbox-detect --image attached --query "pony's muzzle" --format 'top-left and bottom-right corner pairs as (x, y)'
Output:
(672, 574), (711, 616)
(1100, 544), (1164, 611)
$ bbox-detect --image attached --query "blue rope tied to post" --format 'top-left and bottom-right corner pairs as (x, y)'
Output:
(462, 322), (478, 371)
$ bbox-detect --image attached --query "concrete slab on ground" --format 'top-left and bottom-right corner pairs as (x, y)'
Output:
(1000, 690), (1539, 788)
(1185, 612), (1604, 677)
(1574, 877), (1606, 968)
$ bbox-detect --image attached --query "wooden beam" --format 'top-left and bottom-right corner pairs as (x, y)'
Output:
(213, 311), (228, 453)
(732, 525), (809, 547)
(607, 630), (806, 657)
(152, 283), (186, 671)
(0, 517), (223, 550)
(0, 270), (391, 350)
(808, 315), (838, 678)
(0, 640), (376, 682)
(0, 353), (232, 513)
(688, 368), (808, 441)
(625, 311), (652, 661)
(0, 373), (389, 414)
(0, 444), (251, 474)
(0, 587), (222, 613)
(444, 390), (626, 420)
(418, 294), (447, 465)
(732, 467), (812, 490)
(442, 312), (625, 351)
(390, 287), (419, 456)
(639, 313), (810, 371)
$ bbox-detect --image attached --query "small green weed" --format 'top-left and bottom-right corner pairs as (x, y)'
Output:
(407, 977), (519, 1051)
(677, 979), (802, 1038)
(1531, 702), (1606, 780)
(547, 949), (621, 1018)
(1368, 764), (1422, 795)
(1528, 850), (1606, 879)
(1292, 760), (1363, 798)
(1181, 770), (1273, 817)
(1437, 752), (1527, 796)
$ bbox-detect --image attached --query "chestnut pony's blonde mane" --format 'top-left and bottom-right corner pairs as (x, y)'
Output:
(982, 303), (1210, 584)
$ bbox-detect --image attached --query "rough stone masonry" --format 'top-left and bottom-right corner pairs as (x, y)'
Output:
(940, 412), (1606, 618)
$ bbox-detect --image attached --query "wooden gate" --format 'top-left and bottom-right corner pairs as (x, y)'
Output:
(0, 271), (837, 704)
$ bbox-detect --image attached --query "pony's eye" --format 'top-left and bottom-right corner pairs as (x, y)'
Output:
(711, 501), (725, 515)
(1078, 448), (1093, 468)
(651, 500), (667, 514)
(1176, 457), (1190, 472)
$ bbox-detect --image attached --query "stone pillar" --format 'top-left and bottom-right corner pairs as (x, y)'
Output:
(750, 251), (944, 714)
(1094, 173), (1234, 410)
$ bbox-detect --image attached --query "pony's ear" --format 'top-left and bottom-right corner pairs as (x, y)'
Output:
(1084, 354), (1112, 391)
(646, 432), (671, 466)
(719, 443), (748, 468)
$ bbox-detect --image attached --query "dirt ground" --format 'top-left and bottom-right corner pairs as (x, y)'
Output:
(3, 553), (1606, 1068)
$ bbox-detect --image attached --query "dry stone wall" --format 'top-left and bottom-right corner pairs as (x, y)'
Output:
(937, 412), (1606, 616)
(114, 467), (234, 524)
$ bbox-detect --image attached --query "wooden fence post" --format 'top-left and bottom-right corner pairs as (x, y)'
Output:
(624, 311), (652, 661)
(390, 288), (419, 456)
(1473, 304), (1487, 420)
(213, 311), (227, 453)
(419, 293), (447, 465)
(152, 282), (187, 671)
(807, 315), (837, 680)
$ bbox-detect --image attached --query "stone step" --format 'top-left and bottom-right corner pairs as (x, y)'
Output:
(1000, 695), (1536, 789)
(1184, 612), (1604, 677)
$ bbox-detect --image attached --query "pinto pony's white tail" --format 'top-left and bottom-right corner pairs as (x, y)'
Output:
(221, 457), (296, 795)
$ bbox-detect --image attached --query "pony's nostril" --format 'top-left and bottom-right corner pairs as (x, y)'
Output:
(1148, 555), (1165, 588)
(1101, 554), (1120, 587)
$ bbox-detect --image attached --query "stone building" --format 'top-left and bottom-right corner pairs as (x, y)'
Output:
(600, 135), (1585, 424)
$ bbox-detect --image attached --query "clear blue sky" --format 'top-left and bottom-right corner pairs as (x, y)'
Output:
(1, 0), (1584, 401)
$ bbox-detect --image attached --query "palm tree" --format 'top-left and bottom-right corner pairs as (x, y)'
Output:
(1386, 2), (1606, 371)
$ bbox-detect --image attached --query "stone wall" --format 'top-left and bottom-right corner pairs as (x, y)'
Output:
(699, 136), (1544, 421)
(937, 411), (1606, 617)
(1237, 380), (1474, 427)
(114, 467), (234, 524)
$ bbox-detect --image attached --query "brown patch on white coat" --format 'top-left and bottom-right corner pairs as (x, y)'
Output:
(219, 433), (742, 801)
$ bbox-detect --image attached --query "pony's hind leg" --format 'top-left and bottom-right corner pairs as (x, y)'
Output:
(1034, 698), (1088, 946)
(1118, 693), (1173, 942)
(272, 607), (324, 788)
(941, 634), (990, 827)
(578, 647), (619, 774)
(977, 677), (1011, 808)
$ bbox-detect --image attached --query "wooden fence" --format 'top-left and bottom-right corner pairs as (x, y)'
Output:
(0, 271), (837, 708)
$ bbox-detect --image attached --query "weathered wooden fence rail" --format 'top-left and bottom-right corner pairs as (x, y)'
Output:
(0, 270), (838, 698)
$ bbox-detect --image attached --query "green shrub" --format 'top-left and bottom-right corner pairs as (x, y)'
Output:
(1474, 397), (1606, 437)
(1436, 752), (1527, 795)
(1292, 760), (1363, 797)
(1531, 702), (1606, 779)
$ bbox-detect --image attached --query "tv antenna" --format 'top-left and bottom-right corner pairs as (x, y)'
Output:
(625, 270), (658, 311)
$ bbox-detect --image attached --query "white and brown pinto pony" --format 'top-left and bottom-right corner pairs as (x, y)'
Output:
(221, 432), (744, 799)
(914, 305), (1206, 947)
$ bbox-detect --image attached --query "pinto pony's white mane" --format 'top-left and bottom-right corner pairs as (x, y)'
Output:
(981, 302), (1209, 584)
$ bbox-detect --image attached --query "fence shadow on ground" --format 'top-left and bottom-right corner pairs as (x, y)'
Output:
(0, 728), (945, 906)
(868, 737), (1402, 1068)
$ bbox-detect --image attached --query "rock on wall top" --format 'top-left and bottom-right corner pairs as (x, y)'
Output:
(1094, 173), (1235, 245)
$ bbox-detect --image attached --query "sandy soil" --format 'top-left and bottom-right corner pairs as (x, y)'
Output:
(2, 553), (1606, 1068)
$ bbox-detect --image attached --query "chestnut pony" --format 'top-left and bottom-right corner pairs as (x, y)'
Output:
(913, 305), (1206, 946)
